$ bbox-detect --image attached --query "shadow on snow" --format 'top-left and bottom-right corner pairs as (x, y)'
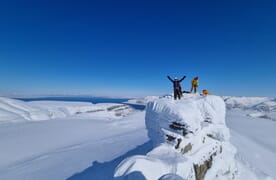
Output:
(67, 141), (153, 180)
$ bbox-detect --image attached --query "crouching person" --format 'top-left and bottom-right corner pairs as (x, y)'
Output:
(202, 89), (210, 95)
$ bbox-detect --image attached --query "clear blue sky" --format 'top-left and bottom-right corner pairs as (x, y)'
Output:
(1, 0), (276, 97)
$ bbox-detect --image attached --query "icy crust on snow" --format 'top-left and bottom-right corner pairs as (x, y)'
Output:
(115, 95), (271, 180)
(0, 97), (136, 123)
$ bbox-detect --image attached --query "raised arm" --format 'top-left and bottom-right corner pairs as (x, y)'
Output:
(167, 75), (173, 82)
(179, 75), (186, 82)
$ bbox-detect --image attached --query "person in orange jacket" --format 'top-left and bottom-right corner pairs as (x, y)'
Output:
(190, 77), (199, 93)
(202, 89), (210, 95)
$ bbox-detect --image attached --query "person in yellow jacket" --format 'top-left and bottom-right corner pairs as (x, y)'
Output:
(190, 77), (199, 93)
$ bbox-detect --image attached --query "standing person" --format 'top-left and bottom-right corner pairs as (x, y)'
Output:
(190, 77), (199, 93)
(167, 75), (186, 100)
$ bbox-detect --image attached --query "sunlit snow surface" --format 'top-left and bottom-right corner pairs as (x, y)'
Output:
(0, 95), (275, 180)
(115, 95), (275, 180)
(0, 97), (148, 180)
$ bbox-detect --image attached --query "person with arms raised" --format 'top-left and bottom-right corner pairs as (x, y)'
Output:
(167, 75), (186, 100)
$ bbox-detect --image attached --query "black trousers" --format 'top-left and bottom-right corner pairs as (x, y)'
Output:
(190, 85), (197, 93)
(174, 88), (182, 100)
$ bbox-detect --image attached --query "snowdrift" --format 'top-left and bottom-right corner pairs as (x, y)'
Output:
(115, 95), (272, 180)
(0, 97), (136, 123)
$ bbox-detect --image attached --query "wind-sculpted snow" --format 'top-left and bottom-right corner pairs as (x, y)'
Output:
(115, 95), (273, 180)
(0, 97), (50, 122)
(0, 97), (136, 124)
(145, 95), (227, 145)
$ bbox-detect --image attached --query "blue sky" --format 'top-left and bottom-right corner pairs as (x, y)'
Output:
(0, 0), (276, 97)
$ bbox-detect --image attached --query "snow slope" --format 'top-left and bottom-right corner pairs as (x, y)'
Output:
(225, 96), (276, 179)
(224, 96), (276, 121)
(115, 94), (273, 180)
(0, 97), (50, 122)
(0, 97), (147, 180)
(0, 96), (275, 180)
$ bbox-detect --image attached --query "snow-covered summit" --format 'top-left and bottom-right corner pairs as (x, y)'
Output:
(146, 95), (227, 145)
(115, 95), (272, 180)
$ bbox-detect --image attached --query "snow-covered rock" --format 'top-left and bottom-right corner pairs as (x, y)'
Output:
(115, 94), (272, 180)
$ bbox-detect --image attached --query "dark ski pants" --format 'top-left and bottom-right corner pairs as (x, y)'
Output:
(174, 88), (182, 100)
(190, 85), (197, 93)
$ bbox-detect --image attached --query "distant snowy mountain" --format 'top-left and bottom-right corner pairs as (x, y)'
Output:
(223, 96), (274, 110)
(0, 97), (137, 124)
(223, 96), (276, 121)
(126, 96), (161, 105)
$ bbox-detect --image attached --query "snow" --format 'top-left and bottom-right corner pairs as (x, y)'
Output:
(223, 96), (272, 109)
(126, 96), (161, 105)
(144, 94), (228, 149)
(0, 97), (137, 124)
(0, 97), (148, 180)
(115, 144), (188, 180)
(115, 95), (275, 180)
(0, 97), (50, 122)
(0, 95), (275, 180)
(222, 96), (276, 180)
(226, 110), (276, 179)
(224, 96), (276, 121)
(116, 95), (236, 179)
(225, 97), (276, 179)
